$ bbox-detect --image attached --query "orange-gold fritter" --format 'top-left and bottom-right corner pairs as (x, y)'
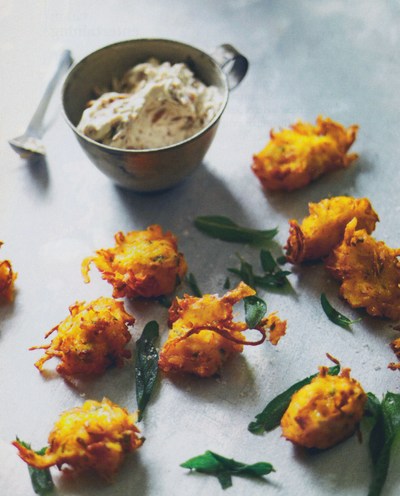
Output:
(13, 398), (143, 480)
(252, 116), (358, 191)
(158, 282), (287, 377)
(82, 225), (187, 298)
(0, 241), (17, 301)
(325, 218), (400, 320)
(285, 196), (379, 263)
(281, 366), (366, 449)
(30, 297), (134, 378)
(389, 337), (400, 370)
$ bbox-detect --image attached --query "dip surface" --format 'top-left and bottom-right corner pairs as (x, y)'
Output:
(77, 58), (223, 150)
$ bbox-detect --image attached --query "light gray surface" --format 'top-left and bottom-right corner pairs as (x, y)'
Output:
(1, 1), (399, 495)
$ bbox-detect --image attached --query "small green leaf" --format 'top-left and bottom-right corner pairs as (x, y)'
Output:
(321, 293), (361, 329)
(368, 441), (392, 496)
(276, 255), (288, 265)
(260, 249), (277, 272)
(223, 277), (231, 289)
(254, 271), (291, 289)
(228, 256), (256, 287)
(259, 250), (290, 287)
(216, 471), (233, 489)
(181, 450), (221, 472)
(209, 452), (275, 476)
(248, 364), (341, 434)
(186, 273), (202, 297)
(381, 392), (400, 437)
(135, 321), (159, 421)
(16, 439), (54, 495)
(156, 295), (172, 308)
(362, 393), (383, 456)
(229, 251), (291, 291)
(244, 296), (267, 328)
(194, 215), (278, 244)
(367, 392), (400, 496)
(365, 393), (382, 421)
(180, 450), (275, 489)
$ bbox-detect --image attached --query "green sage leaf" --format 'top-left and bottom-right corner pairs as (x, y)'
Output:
(381, 392), (400, 437)
(209, 452), (275, 477)
(181, 450), (221, 472)
(229, 251), (291, 291)
(260, 249), (277, 272)
(321, 293), (361, 329)
(216, 471), (233, 489)
(364, 393), (382, 429)
(248, 364), (341, 434)
(228, 257), (256, 287)
(180, 450), (275, 489)
(186, 273), (202, 297)
(254, 271), (291, 289)
(16, 439), (54, 495)
(244, 296), (267, 328)
(368, 392), (400, 496)
(194, 215), (278, 244)
(135, 321), (159, 421)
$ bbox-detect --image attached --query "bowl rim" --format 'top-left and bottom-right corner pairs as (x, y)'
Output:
(62, 37), (230, 154)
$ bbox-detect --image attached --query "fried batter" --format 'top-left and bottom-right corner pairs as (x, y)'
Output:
(0, 242), (17, 301)
(252, 116), (358, 191)
(30, 297), (134, 377)
(158, 282), (287, 377)
(285, 196), (379, 263)
(13, 398), (143, 480)
(389, 337), (400, 370)
(326, 218), (400, 320)
(281, 367), (366, 449)
(82, 225), (187, 298)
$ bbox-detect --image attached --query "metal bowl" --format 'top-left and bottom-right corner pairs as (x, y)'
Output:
(62, 39), (248, 192)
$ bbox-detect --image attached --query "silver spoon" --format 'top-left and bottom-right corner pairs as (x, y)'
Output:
(8, 49), (73, 158)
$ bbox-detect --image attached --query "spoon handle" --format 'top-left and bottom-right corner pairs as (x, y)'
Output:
(26, 49), (73, 137)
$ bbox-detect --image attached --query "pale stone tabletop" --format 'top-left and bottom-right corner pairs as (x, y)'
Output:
(0, 1), (399, 495)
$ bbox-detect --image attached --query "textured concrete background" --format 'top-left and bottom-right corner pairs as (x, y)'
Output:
(1, 1), (399, 495)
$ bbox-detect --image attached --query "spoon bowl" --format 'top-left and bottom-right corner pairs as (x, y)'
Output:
(8, 135), (46, 158)
(8, 50), (73, 158)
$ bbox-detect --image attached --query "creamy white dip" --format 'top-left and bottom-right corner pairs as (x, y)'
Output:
(77, 58), (222, 150)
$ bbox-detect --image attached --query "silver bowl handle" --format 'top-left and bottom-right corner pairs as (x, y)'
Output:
(212, 44), (249, 90)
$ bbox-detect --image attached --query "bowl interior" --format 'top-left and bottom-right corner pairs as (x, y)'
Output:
(63, 39), (228, 128)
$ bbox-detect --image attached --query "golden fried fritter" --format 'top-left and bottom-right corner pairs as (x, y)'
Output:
(264, 312), (287, 346)
(389, 337), (400, 370)
(30, 297), (134, 377)
(252, 116), (358, 191)
(285, 196), (379, 263)
(0, 242), (17, 301)
(82, 225), (187, 298)
(158, 282), (287, 377)
(326, 218), (400, 320)
(13, 398), (143, 480)
(281, 367), (366, 449)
